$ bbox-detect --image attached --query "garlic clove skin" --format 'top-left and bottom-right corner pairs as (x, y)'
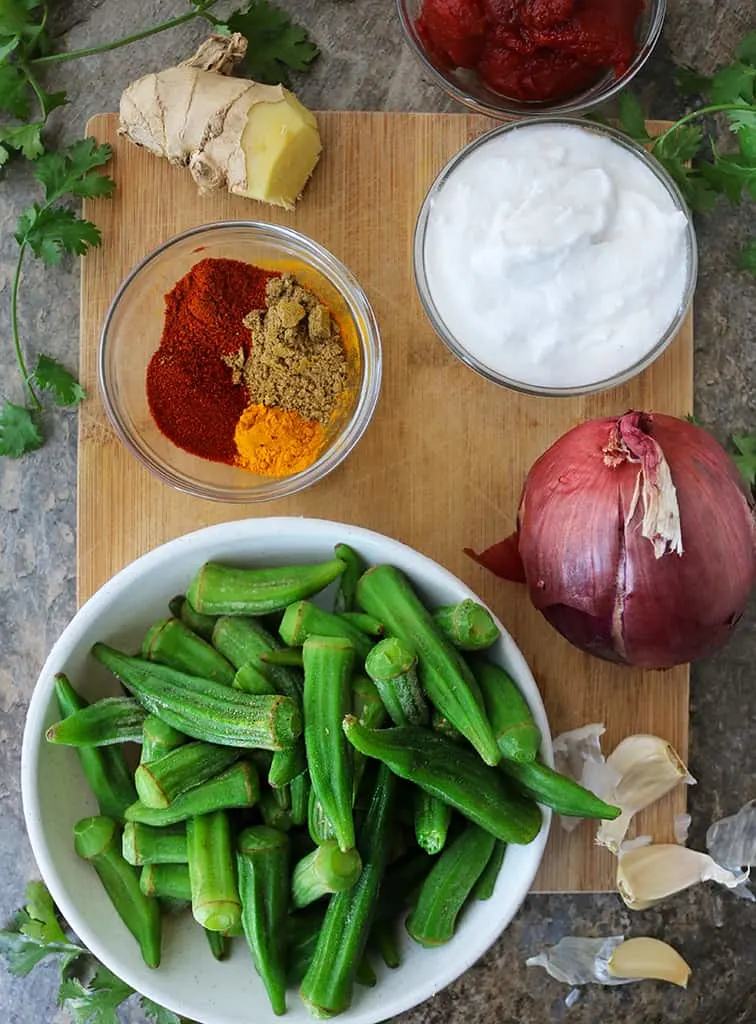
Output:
(552, 723), (617, 833)
(616, 844), (747, 910)
(607, 938), (691, 988)
(596, 735), (695, 854)
(706, 799), (756, 868)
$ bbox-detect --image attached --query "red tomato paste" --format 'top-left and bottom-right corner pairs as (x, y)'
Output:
(416, 0), (645, 103)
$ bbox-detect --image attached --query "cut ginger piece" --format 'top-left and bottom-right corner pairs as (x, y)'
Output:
(118, 33), (322, 210)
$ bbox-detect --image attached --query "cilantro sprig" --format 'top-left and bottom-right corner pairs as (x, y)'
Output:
(0, 881), (185, 1024)
(617, 31), (756, 270)
(732, 434), (756, 490)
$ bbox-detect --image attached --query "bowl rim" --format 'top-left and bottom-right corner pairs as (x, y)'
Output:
(98, 221), (383, 504)
(413, 116), (698, 398)
(21, 516), (552, 1024)
(395, 0), (668, 118)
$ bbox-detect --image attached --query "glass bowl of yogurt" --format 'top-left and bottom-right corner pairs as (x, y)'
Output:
(413, 118), (697, 397)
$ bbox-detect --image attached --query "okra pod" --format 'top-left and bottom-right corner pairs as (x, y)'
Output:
(308, 787), (337, 846)
(140, 715), (186, 764)
(356, 566), (500, 765)
(365, 637), (429, 726)
(414, 789), (452, 856)
(53, 675), (137, 822)
(291, 840), (363, 909)
(234, 660), (278, 694)
(473, 839), (507, 901)
(472, 659), (541, 763)
(168, 595), (185, 619)
(287, 912), (324, 985)
(212, 616), (303, 701)
(371, 918), (401, 969)
(280, 601), (374, 662)
(125, 761), (259, 826)
(237, 826), (290, 1016)
(142, 617), (235, 686)
(339, 612), (384, 636)
(343, 718), (542, 845)
(499, 758), (622, 820)
(205, 928), (229, 961)
(377, 851), (434, 921)
(269, 741), (306, 790)
(139, 862), (191, 902)
(46, 697), (147, 747)
(303, 635), (356, 853)
(351, 676), (387, 800)
(355, 954), (377, 988)
(92, 643), (301, 750)
(122, 822), (188, 866)
(260, 649), (304, 668)
(135, 741), (240, 809)
(406, 824), (496, 947)
(290, 771), (310, 827)
(172, 595), (218, 642)
(300, 765), (395, 1018)
(259, 790), (294, 832)
(187, 558), (347, 616)
(333, 543), (365, 614)
(432, 600), (499, 651)
(187, 811), (241, 933)
(74, 815), (161, 968)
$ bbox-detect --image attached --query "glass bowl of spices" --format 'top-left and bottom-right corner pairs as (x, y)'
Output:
(99, 222), (382, 502)
(413, 117), (697, 397)
(396, 0), (666, 118)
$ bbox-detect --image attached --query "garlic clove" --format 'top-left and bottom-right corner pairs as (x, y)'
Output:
(596, 735), (695, 853)
(526, 936), (627, 986)
(607, 938), (691, 988)
(616, 844), (747, 910)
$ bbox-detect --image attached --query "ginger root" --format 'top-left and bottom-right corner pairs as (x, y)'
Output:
(118, 34), (322, 210)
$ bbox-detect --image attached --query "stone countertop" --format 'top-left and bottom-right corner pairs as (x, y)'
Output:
(0, 2), (754, 1022)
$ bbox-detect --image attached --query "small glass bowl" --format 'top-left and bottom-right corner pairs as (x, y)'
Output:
(99, 222), (382, 502)
(396, 0), (667, 119)
(413, 118), (698, 397)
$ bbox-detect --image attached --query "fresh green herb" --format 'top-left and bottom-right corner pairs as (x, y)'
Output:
(739, 239), (756, 275)
(0, 1), (319, 460)
(732, 434), (756, 489)
(0, 880), (185, 1023)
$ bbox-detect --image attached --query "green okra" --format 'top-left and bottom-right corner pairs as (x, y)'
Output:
(356, 566), (500, 765)
(333, 543), (365, 614)
(135, 741), (240, 809)
(142, 617), (235, 686)
(287, 912), (324, 986)
(473, 839), (507, 901)
(122, 822), (188, 866)
(472, 659), (541, 764)
(237, 826), (290, 1016)
(168, 595), (185, 619)
(432, 600), (499, 651)
(308, 787), (337, 846)
(212, 616), (303, 701)
(339, 612), (384, 636)
(125, 761), (259, 826)
(92, 643), (301, 750)
(351, 676), (388, 800)
(371, 917), (401, 969)
(280, 601), (374, 662)
(303, 635), (356, 853)
(355, 954), (377, 988)
(74, 815), (161, 968)
(140, 715), (186, 764)
(187, 811), (241, 933)
(171, 595), (218, 642)
(259, 790), (294, 832)
(187, 558), (347, 616)
(431, 708), (464, 744)
(499, 758), (622, 820)
(46, 697), (147, 747)
(406, 824), (496, 947)
(53, 675), (137, 822)
(234, 660), (278, 694)
(414, 789), (452, 856)
(377, 851), (434, 922)
(139, 862), (191, 902)
(365, 636), (429, 726)
(269, 741), (306, 790)
(205, 927), (229, 961)
(300, 765), (395, 1018)
(290, 770), (310, 827)
(343, 718), (542, 845)
(260, 648), (304, 668)
(291, 840), (363, 909)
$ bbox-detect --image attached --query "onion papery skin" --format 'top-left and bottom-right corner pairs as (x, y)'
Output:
(512, 412), (755, 670)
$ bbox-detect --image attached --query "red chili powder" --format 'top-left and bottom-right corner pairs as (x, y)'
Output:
(146, 257), (277, 463)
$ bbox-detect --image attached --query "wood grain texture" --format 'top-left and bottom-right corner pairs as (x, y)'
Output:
(80, 111), (692, 892)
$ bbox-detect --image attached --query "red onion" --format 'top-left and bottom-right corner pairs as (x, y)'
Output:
(466, 412), (755, 669)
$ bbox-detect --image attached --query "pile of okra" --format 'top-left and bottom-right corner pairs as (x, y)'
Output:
(48, 544), (620, 1018)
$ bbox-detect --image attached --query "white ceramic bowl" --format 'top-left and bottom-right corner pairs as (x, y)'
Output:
(22, 518), (552, 1024)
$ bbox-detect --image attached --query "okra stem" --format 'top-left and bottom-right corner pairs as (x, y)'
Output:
(125, 761), (259, 827)
(74, 816), (161, 968)
(187, 811), (241, 933)
(291, 841), (363, 909)
(46, 697), (147, 746)
(333, 543), (365, 614)
(187, 558), (347, 616)
(365, 637), (429, 726)
(142, 617), (235, 686)
(135, 741), (240, 809)
(122, 822), (188, 866)
(339, 612), (384, 636)
(280, 601), (374, 661)
(432, 600), (499, 651)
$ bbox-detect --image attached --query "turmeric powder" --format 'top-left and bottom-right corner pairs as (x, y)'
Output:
(234, 403), (325, 477)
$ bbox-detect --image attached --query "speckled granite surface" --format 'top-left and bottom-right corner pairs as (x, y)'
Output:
(0, 2), (754, 1022)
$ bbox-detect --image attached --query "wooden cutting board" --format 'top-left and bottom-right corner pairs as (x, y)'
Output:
(79, 111), (692, 892)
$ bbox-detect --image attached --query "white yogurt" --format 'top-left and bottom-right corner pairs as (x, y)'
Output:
(421, 124), (691, 391)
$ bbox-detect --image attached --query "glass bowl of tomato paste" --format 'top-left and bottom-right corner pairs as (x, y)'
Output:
(396, 0), (666, 118)
(99, 222), (382, 503)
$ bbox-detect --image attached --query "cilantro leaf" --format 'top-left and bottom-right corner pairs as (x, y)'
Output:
(711, 62), (756, 105)
(0, 880), (82, 969)
(703, 154), (756, 203)
(40, 87), (67, 117)
(682, 173), (720, 214)
(0, 63), (31, 118)
(732, 434), (756, 486)
(737, 31), (756, 67)
(0, 36), (20, 61)
(58, 966), (134, 1024)
(0, 122), (43, 160)
(34, 138), (114, 202)
(140, 996), (185, 1024)
(32, 354), (86, 406)
(654, 124), (704, 164)
(0, 0), (45, 41)
(738, 240), (756, 275)
(675, 65), (712, 95)
(225, 0), (319, 84)
(16, 206), (102, 265)
(618, 93), (651, 143)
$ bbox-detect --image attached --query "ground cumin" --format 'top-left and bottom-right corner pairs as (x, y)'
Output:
(234, 403), (325, 477)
